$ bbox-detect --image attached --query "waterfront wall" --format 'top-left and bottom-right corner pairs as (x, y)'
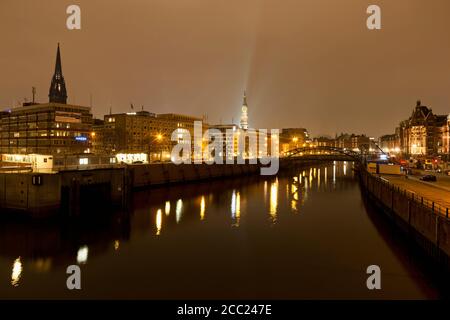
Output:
(0, 158), (323, 217)
(0, 172), (60, 217)
(0, 168), (124, 218)
(360, 169), (450, 269)
(128, 162), (261, 188)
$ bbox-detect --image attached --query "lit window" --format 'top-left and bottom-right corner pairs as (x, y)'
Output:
(79, 158), (88, 165)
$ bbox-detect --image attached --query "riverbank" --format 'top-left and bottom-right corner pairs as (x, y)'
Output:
(0, 158), (323, 218)
(359, 168), (450, 273)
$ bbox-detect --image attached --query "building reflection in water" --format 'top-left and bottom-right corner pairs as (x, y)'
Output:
(156, 209), (162, 235)
(318, 168), (321, 189)
(32, 258), (52, 272)
(176, 199), (183, 223)
(0, 162), (392, 298)
(165, 201), (171, 216)
(200, 196), (206, 221)
(269, 179), (278, 223)
(77, 246), (89, 264)
(11, 257), (22, 287)
(263, 181), (268, 204)
(333, 161), (336, 184)
(231, 190), (241, 226)
(291, 178), (298, 213)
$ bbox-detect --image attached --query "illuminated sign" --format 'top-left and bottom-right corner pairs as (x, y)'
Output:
(75, 136), (87, 142)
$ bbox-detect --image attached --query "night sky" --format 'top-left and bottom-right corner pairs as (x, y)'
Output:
(1, 0), (450, 137)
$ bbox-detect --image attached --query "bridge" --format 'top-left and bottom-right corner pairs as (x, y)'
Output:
(282, 146), (364, 162)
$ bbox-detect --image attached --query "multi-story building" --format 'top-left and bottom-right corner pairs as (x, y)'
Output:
(207, 124), (239, 159)
(398, 100), (447, 158)
(93, 111), (206, 162)
(333, 133), (371, 152)
(440, 116), (450, 160)
(0, 44), (93, 155)
(350, 134), (371, 151)
(379, 133), (400, 154)
(312, 136), (335, 148)
(0, 103), (93, 155)
(279, 128), (309, 153)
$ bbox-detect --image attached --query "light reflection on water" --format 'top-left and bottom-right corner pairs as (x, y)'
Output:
(11, 257), (22, 287)
(0, 161), (445, 299)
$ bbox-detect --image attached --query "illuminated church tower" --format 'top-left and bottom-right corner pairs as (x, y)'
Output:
(240, 91), (249, 130)
(48, 43), (68, 104)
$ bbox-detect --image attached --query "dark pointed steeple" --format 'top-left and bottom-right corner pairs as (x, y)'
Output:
(48, 43), (68, 104)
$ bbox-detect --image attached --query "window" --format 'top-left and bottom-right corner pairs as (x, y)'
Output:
(79, 158), (88, 165)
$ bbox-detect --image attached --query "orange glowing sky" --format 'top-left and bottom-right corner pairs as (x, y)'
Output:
(1, 0), (450, 137)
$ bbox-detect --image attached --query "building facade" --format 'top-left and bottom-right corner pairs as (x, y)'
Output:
(0, 44), (93, 156)
(379, 133), (400, 154)
(0, 103), (93, 155)
(398, 101), (447, 158)
(93, 111), (206, 162)
(279, 128), (309, 153)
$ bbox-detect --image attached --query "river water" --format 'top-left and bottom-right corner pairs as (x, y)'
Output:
(0, 161), (445, 299)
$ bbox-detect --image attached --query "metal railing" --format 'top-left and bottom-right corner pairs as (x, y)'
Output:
(369, 172), (450, 219)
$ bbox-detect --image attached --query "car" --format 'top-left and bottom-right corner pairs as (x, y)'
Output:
(420, 174), (437, 182)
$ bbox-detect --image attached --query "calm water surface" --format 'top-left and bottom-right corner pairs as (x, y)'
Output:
(0, 162), (445, 299)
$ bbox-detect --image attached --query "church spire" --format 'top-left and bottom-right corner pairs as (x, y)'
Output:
(49, 43), (68, 104)
(240, 90), (249, 130)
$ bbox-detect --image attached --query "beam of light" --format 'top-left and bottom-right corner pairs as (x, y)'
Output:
(156, 209), (162, 236)
(165, 201), (170, 216)
(176, 199), (183, 223)
(200, 196), (206, 220)
(344, 161), (347, 176)
(77, 246), (89, 264)
(11, 257), (22, 287)
(325, 167), (327, 185)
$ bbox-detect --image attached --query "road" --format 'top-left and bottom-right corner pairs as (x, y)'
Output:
(380, 173), (450, 214)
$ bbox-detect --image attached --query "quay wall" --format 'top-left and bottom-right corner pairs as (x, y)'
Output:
(360, 169), (450, 270)
(0, 158), (325, 217)
(0, 168), (125, 218)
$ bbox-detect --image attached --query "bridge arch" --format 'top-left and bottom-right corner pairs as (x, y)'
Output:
(283, 146), (362, 162)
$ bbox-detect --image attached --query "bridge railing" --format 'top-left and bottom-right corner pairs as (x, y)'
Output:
(282, 146), (364, 161)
